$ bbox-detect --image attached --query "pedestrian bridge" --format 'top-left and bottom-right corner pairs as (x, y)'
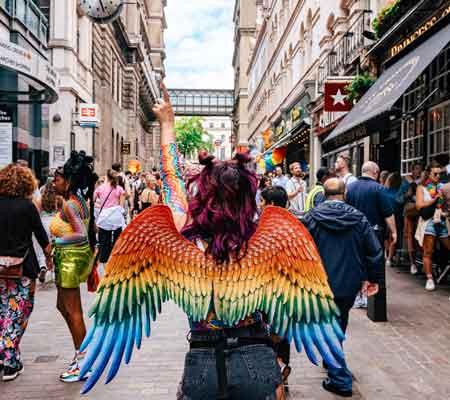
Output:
(168, 89), (234, 117)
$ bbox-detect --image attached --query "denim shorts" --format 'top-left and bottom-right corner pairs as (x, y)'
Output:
(424, 219), (449, 238)
(177, 344), (282, 400)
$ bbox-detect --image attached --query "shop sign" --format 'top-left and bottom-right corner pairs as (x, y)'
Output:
(389, 1), (450, 59)
(121, 142), (131, 155)
(0, 38), (59, 96)
(288, 93), (311, 129)
(274, 124), (285, 140)
(214, 139), (222, 147)
(0, 109), (13, 168)
(79, 104), (100, 128)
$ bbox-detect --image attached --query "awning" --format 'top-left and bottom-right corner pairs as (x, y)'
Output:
(324, 23), (450, 145)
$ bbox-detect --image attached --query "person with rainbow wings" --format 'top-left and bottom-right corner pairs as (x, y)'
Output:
(78, 84), (347, 400)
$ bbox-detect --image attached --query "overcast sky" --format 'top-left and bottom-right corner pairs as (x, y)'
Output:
(164, 0), (234, 89)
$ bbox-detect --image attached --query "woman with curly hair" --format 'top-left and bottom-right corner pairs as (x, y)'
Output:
(0, 164), (52, 382)
(50, 151), (98, 382)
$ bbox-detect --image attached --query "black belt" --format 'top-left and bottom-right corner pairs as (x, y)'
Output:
(187, 326), (271, 400)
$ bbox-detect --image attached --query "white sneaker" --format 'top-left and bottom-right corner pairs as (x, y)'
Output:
(425, 279), (435, 291)
(410, 264), (418, 275)
(386, 260), (392, 268)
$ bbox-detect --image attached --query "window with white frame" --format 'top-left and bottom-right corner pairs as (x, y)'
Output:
(428, 101), (450, 162)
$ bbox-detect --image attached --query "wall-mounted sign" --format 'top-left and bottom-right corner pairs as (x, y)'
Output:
(214, 139), (222, 147)
(0, 38), (59, 103)
(79, 104), (100, 128)
(389, 2), (450, 59)
(121, 142), (131, 155)
(0, 109), (13, 168)
(53, 145), (66, 166)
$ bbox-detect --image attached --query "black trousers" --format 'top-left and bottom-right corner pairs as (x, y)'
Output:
(334, 296), (357, 335)
(98, 227), (122, 263)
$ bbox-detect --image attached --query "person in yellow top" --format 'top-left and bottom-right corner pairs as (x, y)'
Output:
(50, 151), (98, 383)
(305, 167), (335, 212)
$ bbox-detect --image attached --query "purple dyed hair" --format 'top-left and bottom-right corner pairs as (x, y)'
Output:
(182, 151), (258, 264)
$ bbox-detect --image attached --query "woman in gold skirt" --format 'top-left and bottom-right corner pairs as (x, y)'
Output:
(50, 151), (98, 383)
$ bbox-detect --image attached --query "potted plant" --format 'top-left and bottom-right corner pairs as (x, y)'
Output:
(345, 74), (376, 103)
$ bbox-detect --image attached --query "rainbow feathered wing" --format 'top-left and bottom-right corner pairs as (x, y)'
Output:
(79, 205), (345, 393)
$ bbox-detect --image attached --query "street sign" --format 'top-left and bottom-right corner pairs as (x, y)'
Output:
(79, 104), (100, 128)
(121, 142), (131, 155)
(0, 109), (13, 168)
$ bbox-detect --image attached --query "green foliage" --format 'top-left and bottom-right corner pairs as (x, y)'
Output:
(372, 0), (402, 38)
(175, 117), (213, 158)
(345, 74), (376, 103)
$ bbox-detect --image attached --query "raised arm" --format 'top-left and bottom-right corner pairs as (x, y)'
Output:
(152, 83), (188, 230)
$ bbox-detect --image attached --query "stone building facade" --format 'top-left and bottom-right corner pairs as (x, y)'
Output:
(232, 0), (261, 151)
(44, 0), (166, 174)
(92, 0), (166, 174)
(246, 0), (390, 181)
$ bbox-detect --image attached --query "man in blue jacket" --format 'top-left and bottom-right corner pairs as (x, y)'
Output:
(303, 178), (383, 397)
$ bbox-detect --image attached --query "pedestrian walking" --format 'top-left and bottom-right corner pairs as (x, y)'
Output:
(256, 175), (271, 211)
(272, 166), (289, 189)
(50, 151), (97, 382)
(303, 178), (383, 397)
(286, 162), (307, 214)
(94, 169), (126, 266)
(346, 161), (396, 310)
(335, 153), (357, 187)
(396, 163), (422, 275)
(32, 182), (58, 283)
(384, 172), (403, 268)
(79, 84), (345, 400)
(139, 174), (159, 212)
(304, 167), (335, 212)
(415, 162), (450, 291)
(0, 164), (52, 381)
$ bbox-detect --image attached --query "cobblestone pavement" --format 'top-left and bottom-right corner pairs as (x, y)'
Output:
(1, 266), (450, 400)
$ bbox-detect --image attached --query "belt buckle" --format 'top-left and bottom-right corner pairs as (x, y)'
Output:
(226, 337), (239, 347)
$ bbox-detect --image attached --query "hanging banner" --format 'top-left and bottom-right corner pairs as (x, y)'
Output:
(324, 81), (352, 112)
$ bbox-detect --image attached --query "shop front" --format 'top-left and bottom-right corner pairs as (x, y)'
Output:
(0, 1), (59, 180)
(323, 0), (450, 175)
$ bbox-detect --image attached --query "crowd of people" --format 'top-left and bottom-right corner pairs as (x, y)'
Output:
(0, 84), (449, 400)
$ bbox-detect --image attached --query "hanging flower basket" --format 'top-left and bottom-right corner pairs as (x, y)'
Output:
(345, 74), (376, 103)
(372, 0), (417, 39)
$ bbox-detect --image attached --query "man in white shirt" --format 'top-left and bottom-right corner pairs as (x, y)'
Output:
(286, 162), (307, 214)
(335, 153), (358, 187)
(272, 166), (290, 189)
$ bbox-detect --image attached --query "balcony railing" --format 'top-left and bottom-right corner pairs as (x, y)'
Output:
(0, 0), (48, 45)
(318, 10), (372, 90)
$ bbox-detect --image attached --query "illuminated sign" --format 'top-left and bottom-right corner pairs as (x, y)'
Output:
(79, 104), (100, 128)
(389, 2), (450, 59)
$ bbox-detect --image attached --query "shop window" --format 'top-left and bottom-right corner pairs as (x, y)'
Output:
(428, 101), (450, 163)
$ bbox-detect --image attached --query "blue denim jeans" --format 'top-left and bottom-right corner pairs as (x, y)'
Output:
(327, 296), (355, 392)
(177, 344), (282, 400)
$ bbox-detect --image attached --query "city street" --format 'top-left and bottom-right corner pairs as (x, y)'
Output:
(2, 266), (450, 400)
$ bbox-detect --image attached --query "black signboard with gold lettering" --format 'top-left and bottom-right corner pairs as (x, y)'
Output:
(121, 142), (131, 155)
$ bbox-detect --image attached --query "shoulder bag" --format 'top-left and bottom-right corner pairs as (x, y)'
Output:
(0, 249), (29, 279)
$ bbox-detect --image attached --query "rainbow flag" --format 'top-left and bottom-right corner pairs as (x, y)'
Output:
(264, 147), (287, 172)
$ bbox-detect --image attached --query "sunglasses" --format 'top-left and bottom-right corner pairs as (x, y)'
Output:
(430, 172), (440, 177)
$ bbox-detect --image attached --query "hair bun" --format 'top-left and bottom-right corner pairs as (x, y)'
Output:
(234, 152), (251, 166)
(199, 151), (215, 168)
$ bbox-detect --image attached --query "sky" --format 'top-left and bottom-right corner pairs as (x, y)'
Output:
(164, 0), (234, 89)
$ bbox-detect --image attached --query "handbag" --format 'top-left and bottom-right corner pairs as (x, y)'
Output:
(95, 188), (114, 232)
(0, 249), (29, 279)
(419, 203), (436, 220)
(404, 202), (419, 218)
